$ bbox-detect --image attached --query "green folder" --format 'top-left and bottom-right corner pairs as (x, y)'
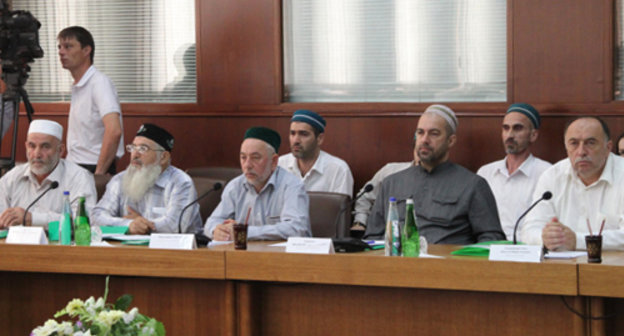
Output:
(0, 229), (7, 239)
(121, 239), (150, 246)
(100, 226), (129, 235)
(451, 240), (515, 257)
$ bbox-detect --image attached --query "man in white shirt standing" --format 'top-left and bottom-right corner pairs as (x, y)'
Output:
(278, 109), (354, 197)
(521, 116), (624, 251)
(477, 103), (551, 241)
(58, 26), (123, 175)
(0, 120), (96, 228)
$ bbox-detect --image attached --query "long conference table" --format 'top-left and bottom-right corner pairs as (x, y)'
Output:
(0, 241), (622, 335)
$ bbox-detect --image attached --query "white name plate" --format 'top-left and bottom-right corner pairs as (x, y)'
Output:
(489, 244), (543, 263)
(285, 237), (334, 254)
(149, 233), (196, 250)
(7, 226), (48, 245)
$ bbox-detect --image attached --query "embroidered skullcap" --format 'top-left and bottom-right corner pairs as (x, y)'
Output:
(424, 104), (458, 133)
(244, 127), (281, 153)
(507, 103), (540, 129)
(291, 109), (326, 133)
(28, 119), (63, 140)
(136, 123), (174, 152)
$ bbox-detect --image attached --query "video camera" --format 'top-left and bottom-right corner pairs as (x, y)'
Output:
(0, 0), (42, 110)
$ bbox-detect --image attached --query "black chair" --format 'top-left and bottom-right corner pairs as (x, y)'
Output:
(186, 166), (242, 185)
(308, 191), (351, 238)
(191, 176), (226, 222)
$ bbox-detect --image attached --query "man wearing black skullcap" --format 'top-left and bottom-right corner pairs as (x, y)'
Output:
(278, 109), (354, 197)
(205, 127), (311, 241)
(477, 103), (552, 241)
(92, 123), (202, 234)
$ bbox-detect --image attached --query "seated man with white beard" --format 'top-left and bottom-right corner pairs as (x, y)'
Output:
(0, 119), (96, 228)
(92, 123), (202, 234)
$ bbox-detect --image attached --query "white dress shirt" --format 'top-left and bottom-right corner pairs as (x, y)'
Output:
(278, 150), (354, 197)
(0, 160), (96, 227)
(477, 154), (552, 240)
(66, 65), (124, 165)
(520, 153), (624, 250)
(353, 161), (414, 225)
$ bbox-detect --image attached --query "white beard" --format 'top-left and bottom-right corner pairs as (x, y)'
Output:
(121, 163), (162, 203)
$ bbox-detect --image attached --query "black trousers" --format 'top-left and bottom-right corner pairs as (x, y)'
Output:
(78, 161), (117, 175)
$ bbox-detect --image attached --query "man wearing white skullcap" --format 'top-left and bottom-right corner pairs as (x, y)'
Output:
(0, 119), (96, 228)
(364, 105), (505, 245)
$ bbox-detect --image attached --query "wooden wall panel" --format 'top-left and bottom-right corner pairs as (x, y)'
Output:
(198, 0), (281, 106)
(511, 0), (612, 103)
(5, 0), (624, 193)
(11, 113), (619, 191)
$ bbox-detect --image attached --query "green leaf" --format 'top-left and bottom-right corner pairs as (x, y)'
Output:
(115, 294), (134, 311)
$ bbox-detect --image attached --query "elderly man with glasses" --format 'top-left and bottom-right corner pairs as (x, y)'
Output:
(92, 123), (202, 234)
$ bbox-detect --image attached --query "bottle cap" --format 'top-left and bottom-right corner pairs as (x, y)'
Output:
(406, 198), (414, 204)
(63, 191), (69, 195)
(389, 197), (396, 202)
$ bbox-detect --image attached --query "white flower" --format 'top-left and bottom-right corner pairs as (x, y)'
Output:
(65, 298), (84, 315)
(95, 310), (125, 327)
(73, 330), (92, 336)
(59, 321), (73, 335)
(94, 297), (105, 309)
(32, 319), (59, 336)
(123, 307), (139, 324)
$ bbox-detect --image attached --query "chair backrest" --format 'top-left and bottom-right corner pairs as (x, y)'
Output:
(307, 191), (352, 238)
(191, 176), (226, 222)
(186, 166), (242, 184)
(94, 174), (112, 201)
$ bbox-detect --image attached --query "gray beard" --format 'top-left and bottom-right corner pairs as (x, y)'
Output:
(121, 164), (162, 203)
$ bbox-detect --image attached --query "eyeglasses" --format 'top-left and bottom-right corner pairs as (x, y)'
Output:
(126, 144), (164, 154)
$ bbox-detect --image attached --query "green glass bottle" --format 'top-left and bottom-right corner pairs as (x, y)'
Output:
(74, 196), (91, 246)
(402, 198), (420, 257)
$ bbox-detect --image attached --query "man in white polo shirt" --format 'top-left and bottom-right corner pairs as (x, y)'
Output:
(278, 109), (354, 197)
(0, 119), (96, 228)
(58, 26), (123, 175)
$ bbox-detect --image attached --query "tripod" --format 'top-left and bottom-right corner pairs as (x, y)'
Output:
(0, 86), (34, 177)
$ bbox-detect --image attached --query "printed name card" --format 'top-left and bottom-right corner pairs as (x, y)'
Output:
(489, 244), (543, 263)
(149, 233), (196, 250)
(285, 237), (335, 254)
(6, 226), (48, 245)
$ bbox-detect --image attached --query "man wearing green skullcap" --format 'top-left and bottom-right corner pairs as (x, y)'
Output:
(477, 103), (551, 241)
(205, 127), (311, 241)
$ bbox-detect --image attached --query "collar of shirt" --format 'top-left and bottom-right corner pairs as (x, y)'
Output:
(415, 160), (453, 175)
(288, 150), (325, 177)
(496, 154), (535, 178)
(21, 159), (65, 188)
(73, 65), (96, 88)
(565, 152), (616, 188)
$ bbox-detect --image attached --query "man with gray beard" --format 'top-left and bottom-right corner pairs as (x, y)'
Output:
(477, 103), (551, 240)
(92, 124), (202, 234)
(0, 119), (96, 228)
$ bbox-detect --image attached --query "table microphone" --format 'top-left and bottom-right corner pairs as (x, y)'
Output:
(333, 184), (373, 238)
(22, 181), (59, 226)
(178, 182), (223, 234)
(512, 191), (552, 244)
